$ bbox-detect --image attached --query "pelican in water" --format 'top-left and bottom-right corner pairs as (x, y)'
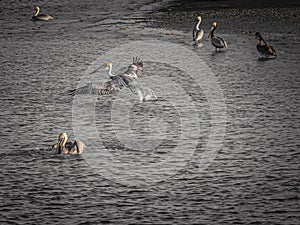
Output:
(52, 132), (85, 154)
(208, 22), (228, 52)
(68, 57), (156, 102)
(193, 16), (204, 46)
(255, 32), (277, 58)
(32, 6), (53, 21)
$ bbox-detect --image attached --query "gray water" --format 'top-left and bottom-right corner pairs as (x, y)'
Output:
(1, 0), (299, 224)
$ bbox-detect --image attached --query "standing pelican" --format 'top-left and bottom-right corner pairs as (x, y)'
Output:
(32, 6), (53, 21)
(208, 22), (228, 51)
(255, 32), (277, 58)
(193, 16), (204, 46)
(68, 57), (144, 96)
(52, 132), (85, 154)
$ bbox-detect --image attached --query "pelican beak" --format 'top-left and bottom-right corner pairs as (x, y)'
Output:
(208, 30), (211, 38)
(58, 138), (62, 146)
(90, 64), (105, 74)
(58, 136), (65, 146)
(207, 26), (214, 38)
(56, 139), (62, 154)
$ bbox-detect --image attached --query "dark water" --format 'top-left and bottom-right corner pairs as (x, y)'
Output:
(1, 0), (299, 224)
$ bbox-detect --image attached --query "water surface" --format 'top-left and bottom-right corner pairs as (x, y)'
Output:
(0, 0), (299, 224)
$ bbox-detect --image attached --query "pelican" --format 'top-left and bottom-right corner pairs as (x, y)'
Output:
(255, 32), (277, 58)
(208, 22), (228, 51)
(52, 132), (85, 154)
(32, 6), (53, 21)
(193, 16), (204, 45)
(68, 57), (144, 97)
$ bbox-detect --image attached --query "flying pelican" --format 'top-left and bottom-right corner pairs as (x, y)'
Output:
(68, 57), (143, 97)
(52, 132), (85, 154)
(32, 6), (53, 21)
(208, 22), (228, 52)
(255, 32), (277, 58)
(193, 16), (204, 46)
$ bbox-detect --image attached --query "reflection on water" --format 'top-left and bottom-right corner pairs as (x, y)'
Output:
(0, 0), (299, 224)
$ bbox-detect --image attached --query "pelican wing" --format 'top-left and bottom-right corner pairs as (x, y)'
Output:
(212, 37), (227, 48)
(257, 44), (277, 57)
(70, 140), (86, 154)
(195, 30), (204, 42)
(123, 57), (143, 79)
(68, 76), (127, 96)
(268, 45), (277, 56)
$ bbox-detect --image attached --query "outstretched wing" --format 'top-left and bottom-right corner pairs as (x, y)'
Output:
(68, 76), (127, 96)
(122, 57), (143, 79)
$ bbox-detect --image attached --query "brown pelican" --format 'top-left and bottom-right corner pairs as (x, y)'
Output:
(52, 132), (85, 154)
(255, 32), (277, 58)
(32, 6), (53, 21)
(193, 16), (204, 45)
(68, 57), (143, 96)
(208, 22), (228, 51)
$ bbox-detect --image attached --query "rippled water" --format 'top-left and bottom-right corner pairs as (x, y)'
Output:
(0, 0), (299, 224)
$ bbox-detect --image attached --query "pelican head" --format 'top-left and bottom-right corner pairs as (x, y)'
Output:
(58, 132), (68, 147)
(33, 6), (40, 16)
(54, 132), (67, 154)
(197, 16), (201, 21)
(103, 62), (113, 76)
(104, 62), (113, 74)
(255, 32), (269, 47)
(208, 22), (217, 38)
(104, 62), (112, 69)
(255, 32), (263, 40)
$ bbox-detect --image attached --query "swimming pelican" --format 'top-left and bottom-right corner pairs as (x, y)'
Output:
(32, 6), (53, 21)
(208, 22), (228, 51)
(255, 32), (277, 58)
(193, 16), (204, 45)
(52, 132), (85, 154)
(68, 57), (143, 96)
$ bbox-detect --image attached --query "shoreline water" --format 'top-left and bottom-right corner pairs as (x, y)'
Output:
(163, 0), (300, 10)
(148, 1), (300, 35)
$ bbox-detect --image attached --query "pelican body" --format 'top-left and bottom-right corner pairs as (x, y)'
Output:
(193, 16), (204, 45)
(52, 132), (85, 155)
(32, 6), (53, 21)
(255, 32), (277, 58)
(208, 22), (228, 51)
